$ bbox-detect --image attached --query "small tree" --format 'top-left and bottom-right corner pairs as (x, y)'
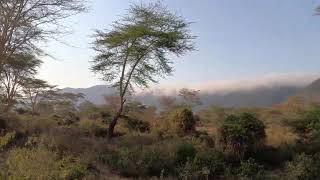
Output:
(91, 2), (195, 138)
(218, 113), (266, 159)
(178, 88), (202, 107)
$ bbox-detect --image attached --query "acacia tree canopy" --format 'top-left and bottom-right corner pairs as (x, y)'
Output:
(91, 2), (195, 138)
(1, 53), (42, 111)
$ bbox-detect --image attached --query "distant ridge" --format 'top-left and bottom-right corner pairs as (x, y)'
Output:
(298, 78), (320, 101)
(63, 85), (115, 104)
(63, 84), (305, 108)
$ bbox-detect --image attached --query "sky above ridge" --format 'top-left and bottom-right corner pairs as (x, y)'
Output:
(38, 0), (320, 88)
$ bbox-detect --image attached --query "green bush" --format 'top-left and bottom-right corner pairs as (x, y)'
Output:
(218, 113), (266, 159)
(175, 143), (196, 165)
(285, 153), (320, 180)
(178, 150), (225, 180)
(237, 158), (265, 180)
(168, 107), (196, 135)
(194, 150), (225, 178)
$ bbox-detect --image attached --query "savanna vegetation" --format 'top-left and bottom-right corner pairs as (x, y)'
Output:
(0, 0), (319, 180)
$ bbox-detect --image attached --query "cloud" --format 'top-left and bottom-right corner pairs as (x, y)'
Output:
(137, 72), (320, 95)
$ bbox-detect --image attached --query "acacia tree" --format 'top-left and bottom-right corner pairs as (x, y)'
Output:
(0, 0), (86, 77)
(91, 2), (195, 138)
(1, 53), (41, 111)
(21, 78), (56, 116)
(178, 88), (202, 107)
(53, 92), (84, 114)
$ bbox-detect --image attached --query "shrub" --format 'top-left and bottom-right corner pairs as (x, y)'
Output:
(45, 127), (96, 154)
(6, 147), (61, 179)
(289, 108), (320, 145)
(285, 153), (320, 180)
(59, 156), (89, 180)
(218, 113), (266, 159)
(175, 143), (197, 165)
(52, 112), (80, 126)
(6, 147), (89, 180)
(100, 142), (178, 178)
(237, 158), (265, 180)
(168, 107), (196, 135)
(178, 150), (225, 180)
(124, 116), (150, 133)
(193, 150), (225, 178)
(0, 131), (17, 150)
(78, 119), (108, 137)
(253, 144), (296, 166)
(20, 116), (58, 135)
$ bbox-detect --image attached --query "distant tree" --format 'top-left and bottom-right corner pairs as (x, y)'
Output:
(0, 0), (87, 78)
(21, 78), (56, 116)
(53, 92), (85, 114)
(91, 2), (195, 138)
(1, 53), (41, 112)
(178, 88), (202, 107)
(158, 95), (176, 111)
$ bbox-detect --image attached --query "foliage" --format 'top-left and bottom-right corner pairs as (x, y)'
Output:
(91, 1), (195, 137)
(1, 53), (42, 112)
(178, 88), (202, 107)
(285, 153), (320, 180)
(167, 107), (196, 135)
(237, 158), (265, 180)
(124, 116), (151, 133)
(6, 147), (89, 180)
(252, 144), (296, 167)
(78, 119), (108, 137)
(178, 150), (225, 180)
(175, 143), (197, 165)
(0, 0), (86, 80)
(59, 156), (89, 180)
(6, 147), (61, 179)
(288, 107), (320, 145)
(0, 131), (17, 150)
(100, 144), (176, 178)
(218, 113), (266, 159)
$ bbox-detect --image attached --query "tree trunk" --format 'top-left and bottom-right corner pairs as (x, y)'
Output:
(107, 112), (121, 139)
(107, 104), (124, 139)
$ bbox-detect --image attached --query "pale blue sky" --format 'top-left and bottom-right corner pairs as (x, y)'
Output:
(38, 0), (320, 88)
